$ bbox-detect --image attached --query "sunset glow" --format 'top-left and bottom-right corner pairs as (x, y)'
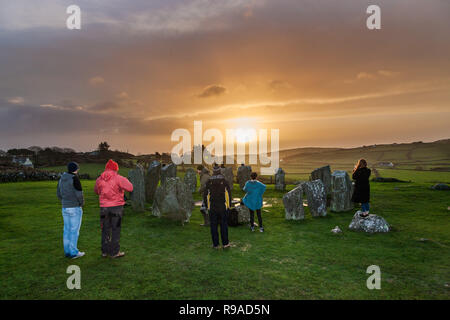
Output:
(0, 1), (449, 154)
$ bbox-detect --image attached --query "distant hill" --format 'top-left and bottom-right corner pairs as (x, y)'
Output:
(278, 139), (450, 172)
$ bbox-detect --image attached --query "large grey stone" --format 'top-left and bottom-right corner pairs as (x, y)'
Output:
(220, 166), (234, 190)
(275, 167), (286, 191)
(310, 165), (332, 195)
(152, 177), (193, 224)
(302, 180), (327, 217)
(183, 168), (197, 193)
(237, 165), (252, 190)
(161, 163), (177, 185)
(283, 185), (305, 220)
(128, 164), (146, 212)
(330, 170), (354, 212)
(145, 160), (161, 202)
(235, 205), (250, 224)
(349, 211), (390, 233)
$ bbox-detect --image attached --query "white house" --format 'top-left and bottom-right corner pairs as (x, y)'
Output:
(12, 156), (34, 168)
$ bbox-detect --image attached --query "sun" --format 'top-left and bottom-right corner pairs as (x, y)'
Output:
(224, 117), (259, 143)
(235, 127), (256, 143)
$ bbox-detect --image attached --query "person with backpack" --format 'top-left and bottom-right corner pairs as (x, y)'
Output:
(94, 159), (133, 258)
(351, 158), (372, 217)
(203, 165), (232, 249)
(243, 172), (267, 232)
(57, 162), (85, 259)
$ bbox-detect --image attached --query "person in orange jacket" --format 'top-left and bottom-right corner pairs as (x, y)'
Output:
(94, 159), (133, 258)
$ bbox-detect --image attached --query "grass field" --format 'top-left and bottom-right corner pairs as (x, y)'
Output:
(0, 170), (449, 299)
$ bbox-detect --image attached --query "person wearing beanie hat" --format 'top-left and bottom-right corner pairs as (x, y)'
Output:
(67, 162), (79, 173)
(94, 159), (133, 258)
(203, 165), (232, 249)
(57, 162), (85, 259)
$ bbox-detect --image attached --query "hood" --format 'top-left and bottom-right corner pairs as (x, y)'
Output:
(105, 159), (119, 171)
(100, 169), (117, 181)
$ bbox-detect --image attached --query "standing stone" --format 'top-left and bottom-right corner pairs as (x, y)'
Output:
(161, 163), (177, 185)
(302, 180), (327, 217)
(237, 165), (252, 190)
(145, 160), (161, 202)
(235, 204), (250, 224)
(310, 165), (332, 196)
(152, 177), (193, 224)
(128, 164), (146, 212)
(349, 211), (390, 233)
(330, 170), (354, 212)
(283, 185), (305, 220)
(220, 166), (234, 190)
(183, 168), (197, 193)
(275, 168), (286, 191)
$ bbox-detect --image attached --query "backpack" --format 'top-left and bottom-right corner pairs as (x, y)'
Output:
(227, 208), (240, 227)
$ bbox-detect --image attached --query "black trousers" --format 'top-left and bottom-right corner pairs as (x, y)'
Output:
(100, 206), (123, 256)
(209, 208), (229, 247)
(249, 209), (263, 228)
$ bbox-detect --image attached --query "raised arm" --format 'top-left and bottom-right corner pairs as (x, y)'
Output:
(120, 176), (134, 192)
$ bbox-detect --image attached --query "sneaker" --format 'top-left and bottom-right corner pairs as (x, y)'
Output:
(71, 251), (85, 259)
(259, 227), (264, 233)
(102, 253), (108, 258)
(223, 244), (231, 249)
(111, 252), (125, 259)
(212, 245), (220, 250)
(251, 226), (255, 232)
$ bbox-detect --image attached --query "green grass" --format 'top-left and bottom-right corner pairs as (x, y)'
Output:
(0, 170), (449, 299)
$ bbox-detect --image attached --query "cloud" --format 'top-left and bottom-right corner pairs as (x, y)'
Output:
(8, 97), (25, 104)
(378, 70), (400, 77)
(116, 91), (129, 99)
(89, 101), (120, 112)
(88, 76), (105, 86)
(198, 85), (227, 98)
(356, 70), (400, 81)
(268, 80), (292, 91)
(356, 72), (377, 80)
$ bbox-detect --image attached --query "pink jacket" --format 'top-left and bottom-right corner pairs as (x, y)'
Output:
(94, 169), (133, 207)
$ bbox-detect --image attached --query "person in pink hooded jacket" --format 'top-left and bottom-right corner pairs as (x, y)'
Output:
(94, 159), (133, 258)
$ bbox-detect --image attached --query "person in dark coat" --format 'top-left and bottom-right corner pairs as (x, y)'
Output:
(203, 165), (232, 249)
(351, 158), (371, 217)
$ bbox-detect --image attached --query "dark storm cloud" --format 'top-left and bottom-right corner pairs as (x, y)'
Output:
(198, 85), (227, 98)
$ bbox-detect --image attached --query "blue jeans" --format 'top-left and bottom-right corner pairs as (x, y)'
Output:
(361, 203), (370, 212)
(62, 207), (83, 257)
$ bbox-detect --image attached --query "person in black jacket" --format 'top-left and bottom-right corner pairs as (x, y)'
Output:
(351, 159), (371, 217)
(203, 165), (232, 249)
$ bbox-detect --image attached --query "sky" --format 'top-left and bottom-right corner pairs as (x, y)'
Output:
(0, 0), (449, 154)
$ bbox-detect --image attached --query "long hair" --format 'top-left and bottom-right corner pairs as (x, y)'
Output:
(353, 158), (368, 173)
